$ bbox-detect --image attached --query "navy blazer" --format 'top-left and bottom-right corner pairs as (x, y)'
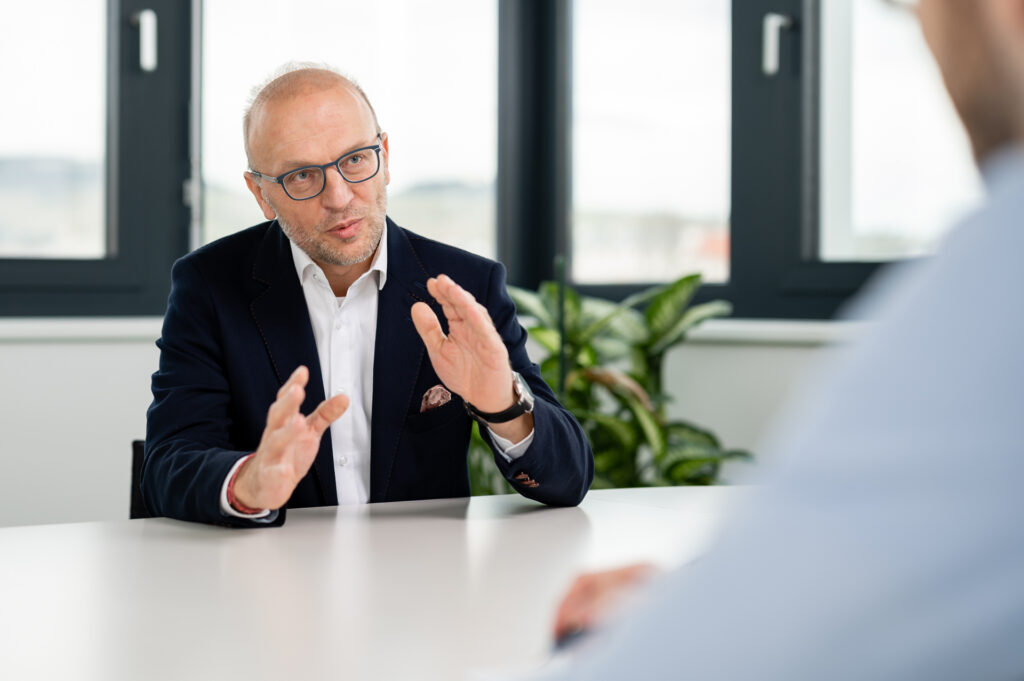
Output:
(143, 218), (593, 526)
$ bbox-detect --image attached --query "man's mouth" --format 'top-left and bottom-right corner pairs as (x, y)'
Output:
(327, 218), (362, 240)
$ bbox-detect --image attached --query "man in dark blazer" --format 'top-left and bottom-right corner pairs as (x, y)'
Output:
(143, 66), (593, 527)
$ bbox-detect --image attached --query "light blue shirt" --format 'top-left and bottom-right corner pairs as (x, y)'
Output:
(540, 145), (1024, 681)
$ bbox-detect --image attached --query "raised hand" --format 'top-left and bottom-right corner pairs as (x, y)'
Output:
(233, 365), (349, 510)
(410, 274), (533, 442)
(410, 274), (517, 414)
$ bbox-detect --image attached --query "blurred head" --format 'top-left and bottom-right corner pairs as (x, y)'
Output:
(916, 0), (1024, 163)
(243, 65), (390, 279)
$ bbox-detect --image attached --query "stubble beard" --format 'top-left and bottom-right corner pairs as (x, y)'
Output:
(277, 187), (388, 268)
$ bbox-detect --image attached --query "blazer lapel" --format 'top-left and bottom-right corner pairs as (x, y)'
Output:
(249, 222), (337, 506)
(369, 220), (435, 501)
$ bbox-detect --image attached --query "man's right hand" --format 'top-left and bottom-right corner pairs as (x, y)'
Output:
(232, 365), (349, 511)
(553, 563), (659, 643)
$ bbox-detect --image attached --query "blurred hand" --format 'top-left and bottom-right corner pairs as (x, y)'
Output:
(553, 563), (659, 642)
(233, 365), (349, 510)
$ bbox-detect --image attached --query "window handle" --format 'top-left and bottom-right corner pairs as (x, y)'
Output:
(131, 9), (158, 73)
(762, 12), (794, 76)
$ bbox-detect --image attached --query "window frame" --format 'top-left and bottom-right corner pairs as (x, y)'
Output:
(3, 0), (906, 320)
(0, 0), (192, 317)
(499, 0), (892, 319)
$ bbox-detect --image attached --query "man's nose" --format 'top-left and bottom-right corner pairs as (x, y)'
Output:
(319, 165), (355, 208)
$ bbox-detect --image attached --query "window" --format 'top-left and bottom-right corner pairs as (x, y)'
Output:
(0, 1), (107, 259)
(572, 0), (731, 285)
(819, 0), (982, 261)
(0, 0), (192, 316)
(201, 0), (498, 258)
(3, 0), (969, 320)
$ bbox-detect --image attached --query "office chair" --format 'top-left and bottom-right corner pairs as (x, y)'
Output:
(130, 440), (155, 519)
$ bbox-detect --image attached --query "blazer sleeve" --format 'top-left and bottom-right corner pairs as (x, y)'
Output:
(476, 262), (594, 506)
(143, 257), (285, 528)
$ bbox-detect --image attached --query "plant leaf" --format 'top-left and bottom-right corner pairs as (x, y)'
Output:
(577, 410), (638, 453)
(627, 398), (666, 459)
(665, 459), (719, 485)
(644, 274), (702, 346)
(508, 285), (554, 328)
(579, 285), (663, 346)
(591, 337), (632, 363)
(539, 281), (583, 341)
(649, 300), (733, 355)
(582, 367), (654, 411)
(528, 326), (562, 354)
(665, 420), (721, 448)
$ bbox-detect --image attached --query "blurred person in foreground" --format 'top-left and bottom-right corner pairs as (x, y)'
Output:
(539, 0), (1024, 678)
(143, 65), (593, 526)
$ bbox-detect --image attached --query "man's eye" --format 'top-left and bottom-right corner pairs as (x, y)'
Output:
(344, 153), (365, 166)
(292, 170), (313, 182)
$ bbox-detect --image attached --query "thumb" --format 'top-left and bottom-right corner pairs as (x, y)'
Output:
(306, 392), (350, 436)
(411, 301), (446, 353)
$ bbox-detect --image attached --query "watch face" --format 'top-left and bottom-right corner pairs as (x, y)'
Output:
(514, 372), (535, 409)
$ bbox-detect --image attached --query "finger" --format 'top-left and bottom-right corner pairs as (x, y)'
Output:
(459, 299), (503, 344)
(306, 392), (350, 436)
(277, 365), (309, 400)
(434, 276), (500, 339)
(411, 301), (447, 353)
(431, 274), (476, 310)
(266, 383), (305, 432)
(427, 277), (499, 348)
(553, 577), (596, 638)
(260, 411), (307, 466)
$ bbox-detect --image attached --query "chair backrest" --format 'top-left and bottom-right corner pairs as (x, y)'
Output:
(130, 440), (154, 519)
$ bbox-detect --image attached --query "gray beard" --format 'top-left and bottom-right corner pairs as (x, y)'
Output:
(276, 189), (387, 268)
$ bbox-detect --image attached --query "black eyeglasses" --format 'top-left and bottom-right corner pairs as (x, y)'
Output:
(249, 135), (383, 201)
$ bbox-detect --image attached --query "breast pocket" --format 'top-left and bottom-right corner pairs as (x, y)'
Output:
(403, 398), (465, 434)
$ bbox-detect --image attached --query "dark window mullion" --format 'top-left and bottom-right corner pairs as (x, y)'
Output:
(497, 0), (571, 291)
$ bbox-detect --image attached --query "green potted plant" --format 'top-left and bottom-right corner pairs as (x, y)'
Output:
(468, 273), (750, 494)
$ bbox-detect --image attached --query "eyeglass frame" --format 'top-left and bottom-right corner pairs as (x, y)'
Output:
(248, 134), (385, 201)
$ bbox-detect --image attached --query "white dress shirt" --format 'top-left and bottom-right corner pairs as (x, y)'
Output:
(291, 236), (385, 505)
(222, 226), (533, 517)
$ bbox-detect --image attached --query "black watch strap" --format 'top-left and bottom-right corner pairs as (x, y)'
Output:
(464, 371), (535, 424)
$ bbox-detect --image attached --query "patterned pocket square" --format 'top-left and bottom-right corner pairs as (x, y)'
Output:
(420, 384), (452, 413)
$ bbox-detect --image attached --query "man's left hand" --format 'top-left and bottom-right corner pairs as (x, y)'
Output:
(410, 274), (531, 441)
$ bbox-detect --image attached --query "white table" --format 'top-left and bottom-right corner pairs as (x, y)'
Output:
(0, 487), (740, 680)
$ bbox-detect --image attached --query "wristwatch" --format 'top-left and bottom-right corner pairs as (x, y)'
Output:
(464, 371), (535, 424)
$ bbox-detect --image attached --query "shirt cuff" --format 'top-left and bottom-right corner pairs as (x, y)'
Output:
(220, 456), (272, 519)
(486, 426), (535, 463)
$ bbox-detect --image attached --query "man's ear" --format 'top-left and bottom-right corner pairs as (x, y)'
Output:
(244, 172), (278, 221)
(380, 132), (390, 186)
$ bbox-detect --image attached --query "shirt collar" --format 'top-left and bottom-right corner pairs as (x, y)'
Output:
(287, 222), (389, 293)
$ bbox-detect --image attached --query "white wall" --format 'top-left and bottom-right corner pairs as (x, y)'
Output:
(0, 318), (856, 528)
(0, 319), (161, 528)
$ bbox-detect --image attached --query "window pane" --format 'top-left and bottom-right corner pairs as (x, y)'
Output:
(819, 0), (983, 261)
(202, 0), (497, 258)
(0, 2), (106, 259)
(572, 0), (731, 285)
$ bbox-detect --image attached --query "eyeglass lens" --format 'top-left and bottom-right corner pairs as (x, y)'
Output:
(281, 147), (380, 199)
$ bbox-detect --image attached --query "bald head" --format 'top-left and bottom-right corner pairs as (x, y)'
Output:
(243, 65), (381, 169)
